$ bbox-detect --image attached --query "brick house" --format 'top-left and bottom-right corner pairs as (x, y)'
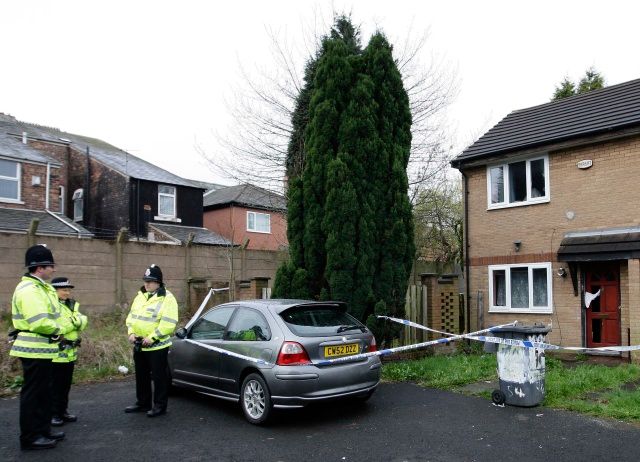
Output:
(0, 113), (229, 245)
(0, 116), (92, 237)
(203, 184), (287, 251)
(451, 78), (640, 357)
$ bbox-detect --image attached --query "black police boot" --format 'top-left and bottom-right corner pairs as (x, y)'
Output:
(146, 406), (167, 417)
(21, 436), (57, 450)
(44, 431), (65, 441)
(51, 415), (64, 426)
(62, 412), (78, 422)
(125, 404), (150, 413)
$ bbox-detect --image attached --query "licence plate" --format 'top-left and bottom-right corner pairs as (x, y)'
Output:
(324, 343), (359, 358)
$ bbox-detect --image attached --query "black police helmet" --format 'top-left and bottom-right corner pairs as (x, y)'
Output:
(143, 264), (163, 283)
(51, 277), (74, 289)
(25, 245), (55, 268)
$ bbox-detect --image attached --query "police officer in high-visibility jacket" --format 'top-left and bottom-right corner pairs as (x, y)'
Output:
(10, 245), (70, 450)
(124, 264), (178, 417)
(50, 277), (88, 427)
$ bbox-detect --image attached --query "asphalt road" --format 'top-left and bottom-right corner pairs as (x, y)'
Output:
(1, 379), (638, 462)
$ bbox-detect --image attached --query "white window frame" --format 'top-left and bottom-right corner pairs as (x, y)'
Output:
(72, 188), (83, 222)
(486, 154), (550, 209)
(0, 159), (21, 203)
(247, 211), (271, 234)
(488, 263), (553, 314)
(157, 185), (176, 219)
(59, 185), (65, 214)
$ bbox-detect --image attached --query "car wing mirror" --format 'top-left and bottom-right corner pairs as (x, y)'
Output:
(175, 327), (187, 339)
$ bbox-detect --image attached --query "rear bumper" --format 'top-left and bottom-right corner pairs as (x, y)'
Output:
(266, 357), (381, 407)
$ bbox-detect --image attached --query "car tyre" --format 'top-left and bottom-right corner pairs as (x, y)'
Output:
(241, 373), (272, 425)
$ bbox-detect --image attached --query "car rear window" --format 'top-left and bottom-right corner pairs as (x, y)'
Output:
(280, 305), (365, 337)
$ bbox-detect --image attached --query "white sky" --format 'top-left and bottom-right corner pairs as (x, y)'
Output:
(2, 0), (640, 185)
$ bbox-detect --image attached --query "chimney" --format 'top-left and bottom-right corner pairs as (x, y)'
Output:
(22, 132), (27, 144)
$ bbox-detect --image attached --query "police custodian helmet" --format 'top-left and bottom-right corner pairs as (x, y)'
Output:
(51, 277), (74, 289)
(25, 244), (55, 268)
(143, 264), (163, 283)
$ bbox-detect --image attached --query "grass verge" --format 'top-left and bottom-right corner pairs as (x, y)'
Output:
(382, 352), (640, 422)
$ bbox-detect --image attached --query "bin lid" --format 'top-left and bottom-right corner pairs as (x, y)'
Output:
(489, 323), (551, 335)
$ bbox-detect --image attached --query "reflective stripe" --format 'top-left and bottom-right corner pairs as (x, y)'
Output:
(130, 314), (157, 323)
(151, 300), (164, 317)
(16, 334), (50, 343)
(26, 312), (54, 323)
(160, 316), (177, 324)
(12, 313), (24, 319)
(152, 339), (171, 348)
(16, 282), (35, 291)
(11, 345), (59, 354)
(154, 328), (163, 338)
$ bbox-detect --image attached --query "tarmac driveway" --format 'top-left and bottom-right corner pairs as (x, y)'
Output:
(1, 379), (638, 461)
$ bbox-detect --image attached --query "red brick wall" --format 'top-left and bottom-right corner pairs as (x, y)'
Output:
(204, 205), (288, 251)
(0, 160), (62, 212)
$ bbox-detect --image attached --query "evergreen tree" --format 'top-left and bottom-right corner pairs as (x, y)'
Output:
(552, 67), (605, 100)
(274, 18), (415, 345)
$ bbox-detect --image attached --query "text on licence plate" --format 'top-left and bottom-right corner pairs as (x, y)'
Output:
(324, 343), (359, 358)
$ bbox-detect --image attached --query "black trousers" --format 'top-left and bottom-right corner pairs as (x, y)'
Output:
(133, 347), (169, 410)
(51, 361), (75, 417)
(19, 358), (53, 444)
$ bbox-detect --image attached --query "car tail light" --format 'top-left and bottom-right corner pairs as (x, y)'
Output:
(368, 336), (377, 353)
(276, 341), (311, 366)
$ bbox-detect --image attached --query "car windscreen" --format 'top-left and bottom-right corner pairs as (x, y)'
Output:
(280, 305), (366, 337)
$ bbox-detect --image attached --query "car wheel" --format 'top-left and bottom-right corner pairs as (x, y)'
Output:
(241, 373), (272, 425)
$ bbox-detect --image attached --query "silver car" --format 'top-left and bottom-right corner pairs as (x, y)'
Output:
(168, 299), (381, 424)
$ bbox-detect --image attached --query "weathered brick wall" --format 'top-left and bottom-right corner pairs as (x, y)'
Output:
(1, 162), (63, 212)
(463, 135), (640, 347)
(0, 233), (287, 319)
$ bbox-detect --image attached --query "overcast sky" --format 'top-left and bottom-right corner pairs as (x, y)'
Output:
(2, 1), (640, 186)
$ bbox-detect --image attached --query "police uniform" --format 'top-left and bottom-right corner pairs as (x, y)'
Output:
(10, 245), (69, 450)
(50, 277), (88, 427)
(124, 265), (178, 417)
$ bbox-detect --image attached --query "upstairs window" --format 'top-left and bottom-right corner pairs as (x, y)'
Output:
(489, 263), (552, 313)
(0, 159), (20, 201)
(158, 185), (176, 218)
(247, 211), (270, 233)
(72, 188), (83, 221)
(487, 155), (549, 209)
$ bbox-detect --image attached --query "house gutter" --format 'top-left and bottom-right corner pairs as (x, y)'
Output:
(46, 209), (86, 238)
(461, 170), (471, 334)
(45, 162), (51, 210)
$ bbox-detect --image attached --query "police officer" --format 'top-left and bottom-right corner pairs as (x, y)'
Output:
(10, 245), (70, 450)
(50, 277), (88, 427)
(124, 264), (178, 417)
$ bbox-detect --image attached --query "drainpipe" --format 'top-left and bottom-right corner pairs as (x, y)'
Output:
(462, 170), (471, 334)
(45, 162), (51, 210)
(85, 147), (91, 225)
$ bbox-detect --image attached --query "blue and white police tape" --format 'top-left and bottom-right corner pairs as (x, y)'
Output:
(183, 321), (519, 368)
(378, 315), (640, 353)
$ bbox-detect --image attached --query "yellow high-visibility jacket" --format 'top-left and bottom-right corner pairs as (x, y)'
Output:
(10, 275), (73, 359)
(53, 299), (88, 363)
(126, 286), (178, 351)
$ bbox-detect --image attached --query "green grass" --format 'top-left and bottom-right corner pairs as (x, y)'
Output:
(383, 353), (497, 389)
(382, 352), (640, 422)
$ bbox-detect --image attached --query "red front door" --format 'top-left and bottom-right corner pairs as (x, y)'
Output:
(585, 264), (620, 348)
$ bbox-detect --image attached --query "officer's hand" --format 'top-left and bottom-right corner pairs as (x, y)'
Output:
(142, 337), (154, 347)
(128, 334), (137, 344)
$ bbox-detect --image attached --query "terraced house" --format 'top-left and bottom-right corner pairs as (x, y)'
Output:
(452, 78), (640, 360)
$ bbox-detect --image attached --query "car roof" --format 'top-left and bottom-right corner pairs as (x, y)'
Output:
(216, 299), (347, 315)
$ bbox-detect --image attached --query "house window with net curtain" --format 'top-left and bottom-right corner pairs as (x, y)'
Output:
(488, 263), (552, 313)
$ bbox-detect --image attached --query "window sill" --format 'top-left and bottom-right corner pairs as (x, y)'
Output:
(487, 197), (550, 211)
(0, 198), (24, 204)
(489, 308), (553, 315)
(247, 229), (271, 234)
(154, 216), (182, 223)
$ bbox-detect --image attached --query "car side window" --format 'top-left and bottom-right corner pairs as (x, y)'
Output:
(225, 308), (271, 341)
(190, 307), (235, 340)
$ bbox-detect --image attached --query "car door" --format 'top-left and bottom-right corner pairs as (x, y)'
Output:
(171, 306), (235, 391)
(217, 307), (273, 394)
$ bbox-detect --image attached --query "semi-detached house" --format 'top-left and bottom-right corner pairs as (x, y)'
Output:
(452, 78), (640, 359)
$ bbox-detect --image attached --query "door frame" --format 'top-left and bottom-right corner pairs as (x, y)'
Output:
(582, 262), (621, 348)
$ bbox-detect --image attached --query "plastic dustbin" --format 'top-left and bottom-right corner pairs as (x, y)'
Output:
(486, 323), (551, 407)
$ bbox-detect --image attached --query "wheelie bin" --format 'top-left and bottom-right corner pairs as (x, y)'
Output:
(488, 323), (551, 407)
